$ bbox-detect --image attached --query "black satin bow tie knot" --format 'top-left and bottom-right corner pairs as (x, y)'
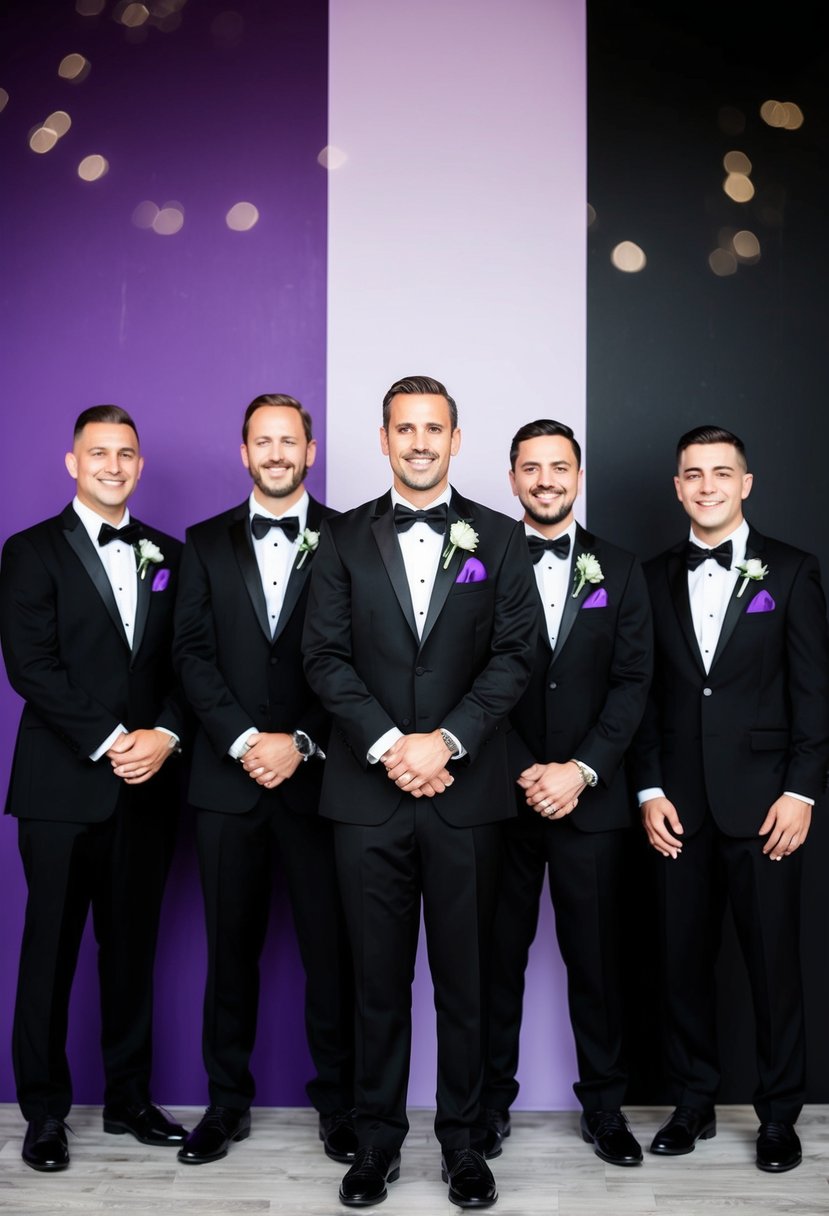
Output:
(685, 540), (733, 571)
(393, 503), (448, 534)
(527, 533), (571, 564)
(251, 514), (300, 542)
(98, 522), (142, 547)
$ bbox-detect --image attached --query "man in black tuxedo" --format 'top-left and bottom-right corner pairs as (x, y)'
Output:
(480, 420), (652, 1166)
(302, 375), (537, 1209)
(173, 394), (354, 1166)
(0, 405), (186, 1171)
(633, 425), (829, 1172)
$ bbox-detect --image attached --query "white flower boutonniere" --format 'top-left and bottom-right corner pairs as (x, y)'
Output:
(442, 519), (479, 570)
(135, 538), (164, 580)
(296, 528), (320, 569)
(572, 552), (604, 598)
(735, 557), (768, 598)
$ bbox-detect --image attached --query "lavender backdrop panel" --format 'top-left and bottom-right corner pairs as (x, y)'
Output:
(0, 0), (328, 1106)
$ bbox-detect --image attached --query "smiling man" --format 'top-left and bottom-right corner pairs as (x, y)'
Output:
(479, 419), (652, 1167)
(173, 394), (355, 1167)
(633, 425), (829, 1172)
(303, 375), (537, 1209)
(0, 405), (185, 1170)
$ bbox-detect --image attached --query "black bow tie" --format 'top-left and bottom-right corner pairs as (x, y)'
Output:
(527, 533), (571, 564)
(251, 514), (300, 542)
(98, 522), (141, 547)
(393, 503), (448, 534)
(685, 540), (733, 571)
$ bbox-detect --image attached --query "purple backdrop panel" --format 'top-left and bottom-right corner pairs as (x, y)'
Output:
(0, 0), (327, 1105)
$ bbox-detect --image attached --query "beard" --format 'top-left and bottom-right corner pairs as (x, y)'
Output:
(394, 450), (445, 493)
(250, 460), (307, 499)
(521, 489), (576, 528)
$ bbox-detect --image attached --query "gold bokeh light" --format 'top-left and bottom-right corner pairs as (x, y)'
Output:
(226, 202), (259, 231)
(0, 88), (9, 114)
(76, 0), (106, 13)
(117, 2), (150, 26)
(709, 249), (737, 277)
(610, 241), (646, 273)
(317, 145), (348, 171)
(723, 150), (751, 175)
(29, 126), (58, 154)
(132, 200), (159, 229)
(723, 173), (754, 203)
(59, 53), (90, 82)
(78, 154), (109, 181)
(760, 100), (788, 128)
(733, 230), (760, 262)
(45, 110), (72, 137)
(153, 203), (185, 235)
(587, 203), (596, 227)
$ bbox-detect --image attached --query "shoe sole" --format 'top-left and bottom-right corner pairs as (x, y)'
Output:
(649, 1123), (716, 1156)
(338, 1165), (400, 1206)
(23, 1157), (69, 1172)
(176, 1124), (251, 1165)
(756, 1155), (801, 1173)
(580, 1130), (642, 1167)
(441, 1170), (498, 1208)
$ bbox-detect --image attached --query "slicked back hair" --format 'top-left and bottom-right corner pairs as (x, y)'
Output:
(381, 375), (458, 431)
(242, 394), (313, 443)
(509, 419), (581, 470)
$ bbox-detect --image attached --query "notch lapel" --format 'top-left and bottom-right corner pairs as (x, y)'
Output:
(418, 491), (473, 649)
(667, 546), (707, 675)
(371, 494), (419, 641)
(710, 530), (766, 669)
(272, 497), (323, 643)
(552, 526), (593, 665)
(230, 509), (272, 644)
(62, 508), (129, 649)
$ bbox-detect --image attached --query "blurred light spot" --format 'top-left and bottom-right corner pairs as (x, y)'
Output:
(132, 200), (159, 228)
(151, 0), (187, 13)
(733, 229), (761, 262)
(116, 2), (150, 26)
(587, 203), (596, 227)
(723, 150), (751, 175)
(317, 145), (347, 171)
(78, 153), (108, 180)
(76, 0), (106, 13)
(226, 201), (259, 231)
(0, 88), (9, 113)
(59, 53), (90, 81)
(782, 102), (804, 130)
(718, 106), (745, 135)
(153, 203), (185, 235)
(45, 110), (72, 137)
(723, 173), (754, 203)
(760, 99), (788, 128)
(29, 126), (58, 154)
(610, 241), (646, 273)
(709, 249), (737, 276)
(211, 10), (244, 47)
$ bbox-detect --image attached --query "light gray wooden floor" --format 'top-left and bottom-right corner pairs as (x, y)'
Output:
(0, 1105), (826, 1215)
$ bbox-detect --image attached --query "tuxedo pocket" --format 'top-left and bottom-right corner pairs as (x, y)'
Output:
(749, 729), (789, 751)
(581, 587), (608, 609)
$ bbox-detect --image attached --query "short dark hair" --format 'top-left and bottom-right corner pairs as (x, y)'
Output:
(73, 404), (139, 442)
(381, 375), (458, 430)
(242, 393), (313, 443)
(676, 424), (747, 470)
(509, 419), (581, 469)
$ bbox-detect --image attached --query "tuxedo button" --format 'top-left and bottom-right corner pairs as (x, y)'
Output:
(703, 688), (712, 697)
(269, 657), (278, 666)
(416, 666), (425, 676)
(549, 682), (557, 690)
(401, 718), (411, 727)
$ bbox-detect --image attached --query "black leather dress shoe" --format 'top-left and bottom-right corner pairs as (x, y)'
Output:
(339, 1146), (401, 1206)
(441, 1148), (498, 1208)
(103, 1103), (187, 1146)
(177, 1106), (251, 1164)
(650, 1106), (716, 1155)
(320, 1109), (358, 1162)
(580, 1110), (643, 1166)
(22, 1118), (70, 1171)
(756, 1121), (801, 1172)
(479, 1108), (511, 1159)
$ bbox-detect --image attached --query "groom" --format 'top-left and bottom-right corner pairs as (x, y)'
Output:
(303, 375), (537, 1208)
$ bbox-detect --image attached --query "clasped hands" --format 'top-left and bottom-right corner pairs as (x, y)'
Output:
(107, 728), (175, 784)
(640, 793), (811, 861)
(519, 760), (585, 818)
(381, 731), (454, 798)
(240, 732), (303, 789)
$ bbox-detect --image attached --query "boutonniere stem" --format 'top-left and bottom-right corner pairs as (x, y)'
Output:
(296, 528), (320, 569)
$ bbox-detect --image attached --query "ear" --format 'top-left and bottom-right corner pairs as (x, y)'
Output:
(741, 471), (754, 501)
(673, 475), (682, 503)
(450, 427), (462, 456)
(65, 451), (78, 480)
(240, 442), (251, 470)
(379, 426), (390, 456)
(508, 469), (517, 497)
(304, 438), (318, 470)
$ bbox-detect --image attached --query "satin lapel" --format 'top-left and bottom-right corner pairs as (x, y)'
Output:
(667, 548), (706, 675)
(62, 509), (129, 649)
(552, 527), (594, 664)
(272, 498), (322, 643)
(419, 491), (473, 650)
(230, 511), (272, 643)
(130, 520), (151, 662)
(710, 530), (766, 669)
(371, 494), (419, 642)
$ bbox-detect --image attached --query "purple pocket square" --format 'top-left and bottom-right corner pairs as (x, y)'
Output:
(581, 587), (608, 609)
(151, 568), (170, 592)
(456, 556), (487, 583)
(746, 589), (775, 614)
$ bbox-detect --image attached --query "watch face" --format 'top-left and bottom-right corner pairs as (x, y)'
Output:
(293, 732), (313, 756)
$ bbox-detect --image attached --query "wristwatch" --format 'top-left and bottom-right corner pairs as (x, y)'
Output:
(570, 758), (597, 788)
(440, 729), (460, 756)
(292, 730), (316, 760)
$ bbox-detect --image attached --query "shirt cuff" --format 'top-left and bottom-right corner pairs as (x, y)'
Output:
(229, 727), (257, 760)
(637, 787), (666, 806)
(442, 728), (466, 759)
(783, 790), (814, 806)
(368, 727), (403, 764)
(155, 727), (180, 752)
(573, 757), (598, 785)
(91, 724), (127, 762)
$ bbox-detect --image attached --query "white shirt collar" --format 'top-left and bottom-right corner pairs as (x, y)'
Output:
(248, 489), (309, 532)
(689, 517), (749, 567)
(73, 495), (132, 545)
(390, 485), (452, 511)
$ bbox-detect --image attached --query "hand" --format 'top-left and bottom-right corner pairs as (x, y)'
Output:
(381, 732), (455, 795)
(242, 732), (303, 789)
(641, 796), (684, 858)
(519, 760), (585, 819)
(107, 729), (175, 784)
(408, 769), (454, 798)
(759, 795), (812, 860)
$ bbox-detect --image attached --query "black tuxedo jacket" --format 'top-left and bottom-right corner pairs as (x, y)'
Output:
(508, 525), (653, 832)
(0, 504), (183, 823)
(174, 495), (337, 815)
(632, 525), (829, 837)
(302, 489), (537, 828)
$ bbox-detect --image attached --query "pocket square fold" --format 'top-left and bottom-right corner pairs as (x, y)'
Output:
(456, 556), (487, 583)
(582, 587), (607, 609)
(746, 589), (775, 613)
(151, 568), (170, 592)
